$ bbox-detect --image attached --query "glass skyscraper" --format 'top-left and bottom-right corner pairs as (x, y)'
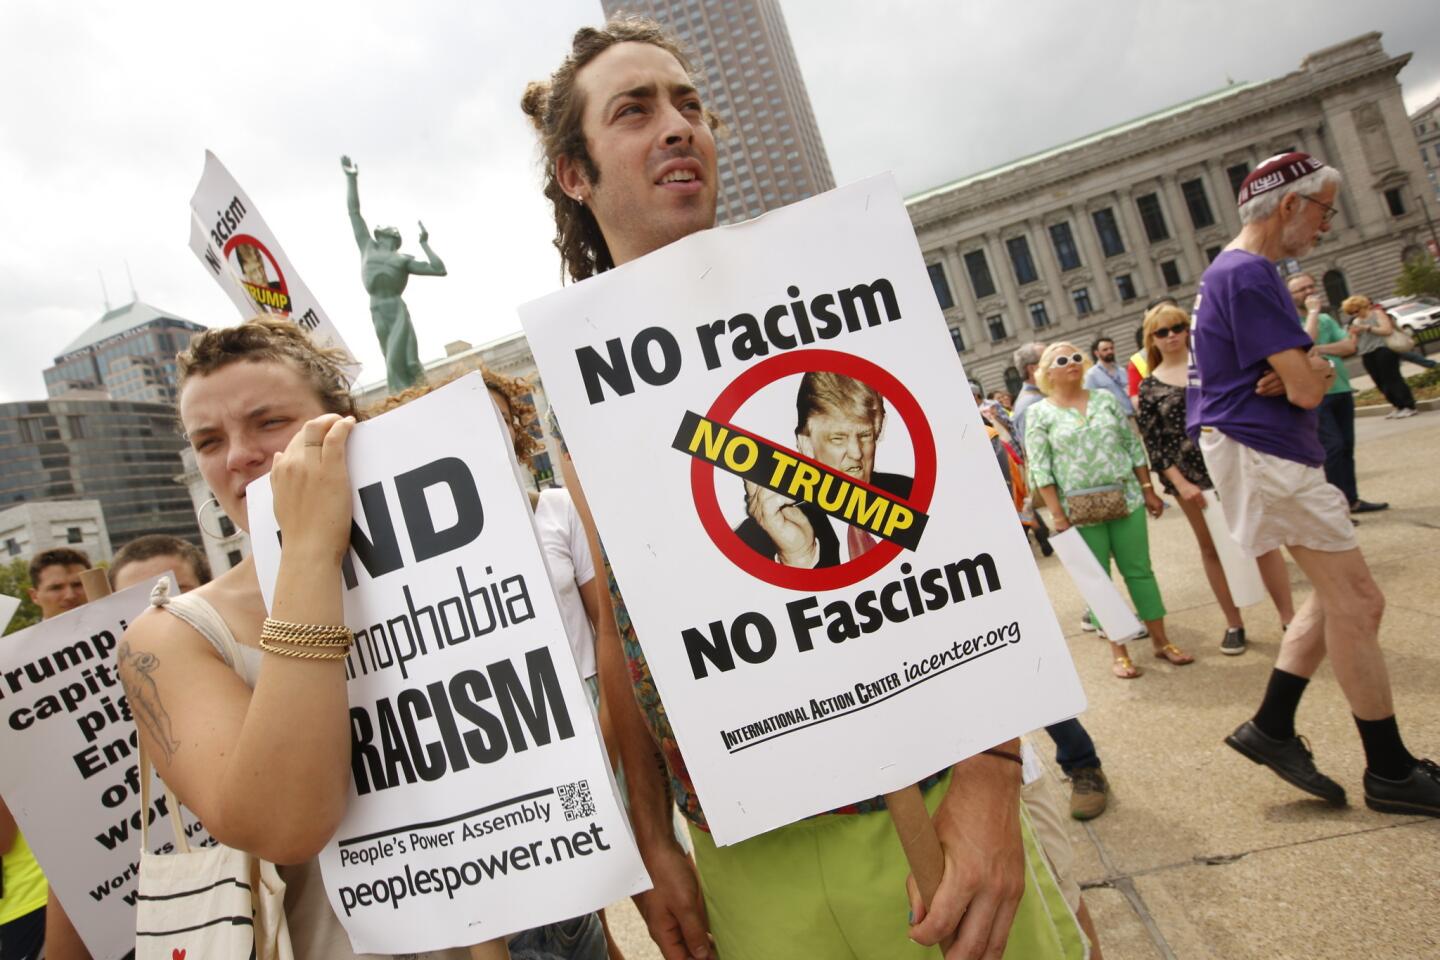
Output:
(0, 398), (197, 547)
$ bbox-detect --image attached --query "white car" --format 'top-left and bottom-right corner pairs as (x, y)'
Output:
(1377, 296), (1440, 334)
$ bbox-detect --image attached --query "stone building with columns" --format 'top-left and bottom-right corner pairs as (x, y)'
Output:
(907, 33), (1434, 396)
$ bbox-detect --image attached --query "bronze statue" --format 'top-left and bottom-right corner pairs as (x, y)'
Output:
(342, 155), (446, 392)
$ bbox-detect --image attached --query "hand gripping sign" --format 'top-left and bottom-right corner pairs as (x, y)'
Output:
(520, 174), (1087, 845)
(246, 375), (647, 954)
(0, 577), (209, 960)
(188, 150), (358, 373)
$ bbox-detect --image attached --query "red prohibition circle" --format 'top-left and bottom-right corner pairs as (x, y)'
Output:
(224, 234), (291, 311)
(690, 349), (937, 591)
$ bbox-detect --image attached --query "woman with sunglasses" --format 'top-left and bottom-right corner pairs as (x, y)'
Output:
(1026, 342), (1192, 679)
(1136, 304), (1297, 656)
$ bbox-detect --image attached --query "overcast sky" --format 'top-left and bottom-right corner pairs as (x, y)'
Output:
(2, 0), (1436, 402)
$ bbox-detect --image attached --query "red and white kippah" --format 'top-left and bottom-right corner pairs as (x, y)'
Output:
(1236, 152), (1325, 206)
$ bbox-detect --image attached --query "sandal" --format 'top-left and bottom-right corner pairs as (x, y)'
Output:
(1112, 655), (1142, 679)
(1153, 643), (1195, 665)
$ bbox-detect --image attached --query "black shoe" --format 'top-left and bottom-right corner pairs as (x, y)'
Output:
(1350, 500), (1389, 514)
(1220, 627), (1247, 656)
(1224, 720), (1346, 805)
(1364, 758), (1440, 817)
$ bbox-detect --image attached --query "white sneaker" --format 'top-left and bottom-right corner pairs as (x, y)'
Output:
(1398, 408), (1418, 418)
(1385, 410), (1400, 419)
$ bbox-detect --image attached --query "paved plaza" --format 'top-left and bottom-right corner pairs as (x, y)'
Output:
(606, 409), (1440, 960)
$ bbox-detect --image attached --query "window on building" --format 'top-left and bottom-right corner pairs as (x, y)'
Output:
(1160, 260), (1183, 288)
(927, 263), (954, 310)
(1049, 222), (1081, 271)
(1028, 302), (1051, 329)
(964, 250), (997, 298)
(1226, 162), (1250, 201)
(1006, 236), (1038, 285)
(1072, 287), (1094, 316)
(1092, 208), (1125, 256)
(1115, 274), (1138, 302)
(1135, 193), (1169, 242)
(1384, 188), (1406, 216)
(5, 538), (19, 557)
(950, 326), (966, 353)
(987, 315), (1008, 342)
(67, 526), (83, 544)
(219, 515), (236, 537)
(227, 550), (244, 568)
(1181, 178), (1215, 229)
(1206, 245), (1223, 263)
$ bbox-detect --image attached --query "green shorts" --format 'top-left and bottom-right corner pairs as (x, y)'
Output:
(688, 770), (1085, 960)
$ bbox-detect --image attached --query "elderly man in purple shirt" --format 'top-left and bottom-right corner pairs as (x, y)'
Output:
(1189, 151), (1437, 817)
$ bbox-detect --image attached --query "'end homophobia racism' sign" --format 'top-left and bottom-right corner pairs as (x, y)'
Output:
(520, 174), (1088, 846)
(247, 375), (648, 954)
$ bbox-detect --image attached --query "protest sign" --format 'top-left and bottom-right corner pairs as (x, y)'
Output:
(246, 374), (648, 953)
(1049, 528), (1146, 641)
(1200, 490), (1265, 608)
(188, 150), (357, 367)
(0, 593), (18, 631)
(518, 174), (1086, 845)
(0, 577), (208, 960)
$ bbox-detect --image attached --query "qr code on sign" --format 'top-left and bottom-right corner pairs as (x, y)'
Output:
(558, 780), (595, 821)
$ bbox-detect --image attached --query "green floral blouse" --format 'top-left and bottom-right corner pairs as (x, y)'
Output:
(1025, 389), (1147, 516)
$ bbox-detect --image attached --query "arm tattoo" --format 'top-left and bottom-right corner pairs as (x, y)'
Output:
(118, 641), (180, 764)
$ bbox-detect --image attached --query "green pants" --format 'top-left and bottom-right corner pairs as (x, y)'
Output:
(688, 771), (1085, 960)
(1077, 506), (1166, 621)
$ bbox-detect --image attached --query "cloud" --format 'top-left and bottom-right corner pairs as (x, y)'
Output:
(2, 0), (1434, 402)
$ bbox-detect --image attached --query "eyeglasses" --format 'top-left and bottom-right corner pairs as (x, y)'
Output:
(1050, 352), (1086, 368)
(1153, 323), (1189, 339)
(1299, 194), (1337, 225)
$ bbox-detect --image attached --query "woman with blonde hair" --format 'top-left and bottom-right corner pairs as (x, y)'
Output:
(1341, 295), (1417, 418)
(1136, 304), (1296, 655)
(1025, 341), (1193, 678)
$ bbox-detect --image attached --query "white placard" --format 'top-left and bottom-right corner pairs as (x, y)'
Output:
(0, 593), (19, 632)
(519, 175), (1086, 845)
(1200, 490), (1266, 608)
(247, 374), (648, 953)
(188, 150), (357, 371)
(1048, 528), (1146, 641)
(0, 578), (209, 960)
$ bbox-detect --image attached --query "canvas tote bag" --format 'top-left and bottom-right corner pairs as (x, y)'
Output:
(132, 746), (294, 960)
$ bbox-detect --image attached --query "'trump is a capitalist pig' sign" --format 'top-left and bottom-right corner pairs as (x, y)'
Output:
(0, 577), (208, 960)
(247, 374), (647, 954)
(520, 175), (1087, 845)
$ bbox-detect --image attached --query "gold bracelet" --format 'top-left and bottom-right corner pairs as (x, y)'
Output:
(261, 618), (353, 648)
(259, 635), (352, 660)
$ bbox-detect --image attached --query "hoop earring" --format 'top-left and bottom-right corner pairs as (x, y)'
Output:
(196, 497), (229, 540)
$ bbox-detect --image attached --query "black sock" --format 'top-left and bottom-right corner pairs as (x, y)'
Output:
(1252, 669), (1309, 740)
(1355, 715), (1417, 780)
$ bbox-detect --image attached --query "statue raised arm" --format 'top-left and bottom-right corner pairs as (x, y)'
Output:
(341, 155), (370, 253)
(409, 220), (447, 277)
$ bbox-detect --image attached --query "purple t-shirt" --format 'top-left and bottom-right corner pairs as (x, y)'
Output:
(1187, 250), (1325, 466)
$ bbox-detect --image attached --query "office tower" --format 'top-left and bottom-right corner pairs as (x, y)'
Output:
(601, 0), (836, 224)
(44, 299), (207, 403)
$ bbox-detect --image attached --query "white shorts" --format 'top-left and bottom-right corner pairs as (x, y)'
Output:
(1199, 429), (1357, 557)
